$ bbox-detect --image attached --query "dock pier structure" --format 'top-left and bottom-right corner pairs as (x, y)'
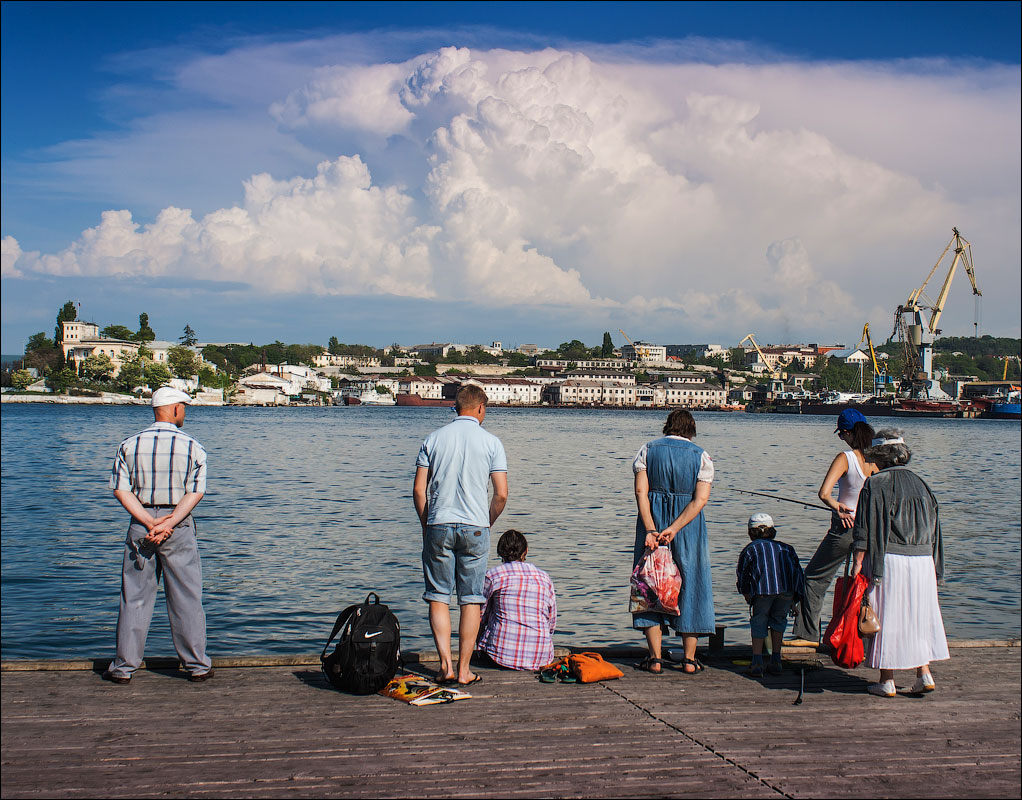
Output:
(2, 642), (1019, 798)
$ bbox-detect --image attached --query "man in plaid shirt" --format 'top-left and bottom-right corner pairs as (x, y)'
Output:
(478, 530), (557, 671)
(103, 387), (213, 684)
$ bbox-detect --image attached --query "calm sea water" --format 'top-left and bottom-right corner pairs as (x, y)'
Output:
(1, 404), (1019, 659)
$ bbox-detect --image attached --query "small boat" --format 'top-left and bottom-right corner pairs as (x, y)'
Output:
(359, 390), (396, 406)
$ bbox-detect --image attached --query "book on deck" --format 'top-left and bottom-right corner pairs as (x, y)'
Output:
(378, 674), (472, 706)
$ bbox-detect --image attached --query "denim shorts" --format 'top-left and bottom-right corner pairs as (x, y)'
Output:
(749, 593), (793, 638)
(421, 523), (490, 605)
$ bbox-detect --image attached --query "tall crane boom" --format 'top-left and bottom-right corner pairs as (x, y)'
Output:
(857, 323), (886, 395)
(894, 227), (982, 398)
(904, 227), (982, 334)
(618, 329), (650, 363)
(739, 334), (778, 378)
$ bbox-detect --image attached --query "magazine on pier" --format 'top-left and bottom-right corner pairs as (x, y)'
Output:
(379, 674), (472, 706)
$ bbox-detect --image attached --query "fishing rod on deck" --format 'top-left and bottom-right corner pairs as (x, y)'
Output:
(717, 486), (831, 513)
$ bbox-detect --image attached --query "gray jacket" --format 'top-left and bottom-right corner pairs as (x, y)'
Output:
(852, 466), (944, 584)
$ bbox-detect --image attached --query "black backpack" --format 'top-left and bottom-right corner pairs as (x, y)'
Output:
(321, 593), (401, 694)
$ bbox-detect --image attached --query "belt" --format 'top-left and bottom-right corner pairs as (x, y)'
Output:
(141, 504), (176, 509)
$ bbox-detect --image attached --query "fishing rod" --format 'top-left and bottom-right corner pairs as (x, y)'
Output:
(718, 486), (831, 512)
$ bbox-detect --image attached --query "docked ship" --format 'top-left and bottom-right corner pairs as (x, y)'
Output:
(358, 390), (396, 406)
(395, 393), (453, 408)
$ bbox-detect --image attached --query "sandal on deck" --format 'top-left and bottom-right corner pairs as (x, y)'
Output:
(635, 657), (664, 674)
(679, 658), (705, 674)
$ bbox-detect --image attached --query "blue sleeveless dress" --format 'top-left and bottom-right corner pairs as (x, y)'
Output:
(632, 436), (716, 634)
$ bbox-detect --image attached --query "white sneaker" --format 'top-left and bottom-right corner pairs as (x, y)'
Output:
(911, 674), (936, 694)
(867, 680), (896, 697)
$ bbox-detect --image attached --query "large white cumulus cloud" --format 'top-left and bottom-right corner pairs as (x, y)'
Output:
(5, 42), (1019, 337)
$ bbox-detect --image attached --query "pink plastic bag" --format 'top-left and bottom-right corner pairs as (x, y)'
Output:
(629, 546), (682, 616)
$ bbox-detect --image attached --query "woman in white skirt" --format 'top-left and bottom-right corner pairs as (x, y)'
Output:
(850, 429), (949, 697)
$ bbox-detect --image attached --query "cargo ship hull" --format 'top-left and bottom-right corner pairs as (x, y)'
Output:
(395, 394), (453, 407)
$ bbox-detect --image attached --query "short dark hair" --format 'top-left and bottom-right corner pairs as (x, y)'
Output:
(455, 384), (488, 413)
(846, 420), (875, 451)
(497, 529), (528, 562)
(663, 409), (696, 438)
(748, 525), (776, 541)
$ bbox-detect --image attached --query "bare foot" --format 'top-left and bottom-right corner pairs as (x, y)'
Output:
(435, 670), (456, 685)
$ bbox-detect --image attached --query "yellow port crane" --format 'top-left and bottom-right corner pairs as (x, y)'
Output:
(893, 227), (981, 398)
(739, 334), (779, 378)
(857, 323), (886, 395)
(1004, 355), (1022, 381)
(618, 329), (651, 363)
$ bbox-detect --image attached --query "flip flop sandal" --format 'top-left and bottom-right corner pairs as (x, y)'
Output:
(538, 669), (558, 683)
(558, 671), (578, 684)
(634, 657), (664, 674)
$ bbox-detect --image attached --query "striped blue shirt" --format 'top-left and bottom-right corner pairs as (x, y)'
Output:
(110, 422), (207, 506)
(736, 539), (805, 600)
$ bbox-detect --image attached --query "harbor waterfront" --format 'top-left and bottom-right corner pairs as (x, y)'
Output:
(1, 404), (1019, 660)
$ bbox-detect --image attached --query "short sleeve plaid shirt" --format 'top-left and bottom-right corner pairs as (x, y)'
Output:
(478, 561), (557, 671)
(110, 422), (207, 506)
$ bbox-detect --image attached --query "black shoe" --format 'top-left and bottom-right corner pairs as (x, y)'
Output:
(189, 668), (215, 683)
(102, 670), (131, 685)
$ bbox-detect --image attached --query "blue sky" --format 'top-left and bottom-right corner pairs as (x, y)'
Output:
(2, 1), (1019, 353)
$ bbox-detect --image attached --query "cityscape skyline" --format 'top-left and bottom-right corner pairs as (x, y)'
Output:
(2, 2), (1020, 353)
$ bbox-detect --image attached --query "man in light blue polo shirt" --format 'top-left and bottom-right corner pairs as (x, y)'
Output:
(413, 383), (508, 686)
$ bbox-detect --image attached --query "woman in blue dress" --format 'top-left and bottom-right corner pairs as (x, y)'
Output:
(632, 409), (715, 674)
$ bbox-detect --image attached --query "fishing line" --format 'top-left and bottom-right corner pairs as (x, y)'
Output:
(718, 486), (831, 512)
(793, 668), (805, 706)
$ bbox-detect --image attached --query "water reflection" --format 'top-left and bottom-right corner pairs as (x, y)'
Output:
(1, 404), (1019, 659)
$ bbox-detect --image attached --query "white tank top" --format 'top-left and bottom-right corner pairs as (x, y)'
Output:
(837, 450), (867, 515)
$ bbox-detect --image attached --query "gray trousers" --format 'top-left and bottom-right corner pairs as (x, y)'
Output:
(108, 511), (211, 677)
(791, 516), (854, 642)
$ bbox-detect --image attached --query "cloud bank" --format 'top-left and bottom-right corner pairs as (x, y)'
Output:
(4, 39), (1020, 342)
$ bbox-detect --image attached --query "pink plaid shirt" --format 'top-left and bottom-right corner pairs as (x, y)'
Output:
(478, 561), (557, 670)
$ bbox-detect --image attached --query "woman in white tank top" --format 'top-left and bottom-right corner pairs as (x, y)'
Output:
(788, 413), (878, 645)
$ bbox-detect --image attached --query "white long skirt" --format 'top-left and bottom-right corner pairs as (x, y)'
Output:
(865, 553), (950, 670)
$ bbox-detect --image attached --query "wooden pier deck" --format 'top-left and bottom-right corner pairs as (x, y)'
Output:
(2, 644), (1019, 799)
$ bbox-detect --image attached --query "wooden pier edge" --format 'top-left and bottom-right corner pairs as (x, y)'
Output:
(2, 637), (1018, 672)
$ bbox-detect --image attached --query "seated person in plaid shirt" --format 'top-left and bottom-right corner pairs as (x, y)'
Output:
(477, 530), (557, 671)
(736, 513), (806, 677)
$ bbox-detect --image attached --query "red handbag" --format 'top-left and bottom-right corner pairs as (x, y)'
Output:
(823, 572), (869, 669)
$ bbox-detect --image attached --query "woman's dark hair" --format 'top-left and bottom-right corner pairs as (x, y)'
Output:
(497, 529), (528, 562)
(663, 409), (696, 438)
(846, 420), (875, 452)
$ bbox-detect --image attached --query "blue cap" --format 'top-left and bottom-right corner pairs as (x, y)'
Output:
(835, 408), (867, 432)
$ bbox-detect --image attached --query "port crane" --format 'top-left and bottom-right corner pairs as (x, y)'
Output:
(1004, 355), (1021, 381)
(739, 334), (780, 378)
(618, 329), (651, 363)
(856, 323), (886, 396)
(891, 227), (981, 398)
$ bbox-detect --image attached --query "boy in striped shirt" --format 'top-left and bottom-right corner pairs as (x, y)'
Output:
(736, 513), (805, 677)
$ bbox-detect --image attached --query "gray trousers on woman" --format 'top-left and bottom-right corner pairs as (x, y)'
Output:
(108, 513), (212, 678)
(791, 517), (854, 642)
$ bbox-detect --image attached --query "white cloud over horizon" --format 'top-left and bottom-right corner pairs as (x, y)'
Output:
(3, 35), (1020, 345)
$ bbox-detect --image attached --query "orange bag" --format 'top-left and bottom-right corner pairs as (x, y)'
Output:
(567, 652), (624, 683)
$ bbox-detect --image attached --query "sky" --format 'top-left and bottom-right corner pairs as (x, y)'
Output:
(2, 1), (1020, 354)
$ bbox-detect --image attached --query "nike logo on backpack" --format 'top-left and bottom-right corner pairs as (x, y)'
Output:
(365, 631), (383, 638)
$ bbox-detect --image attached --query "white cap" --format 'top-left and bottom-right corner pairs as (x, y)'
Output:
(151, 386), (192, 408)
(748, 512), (774, 529)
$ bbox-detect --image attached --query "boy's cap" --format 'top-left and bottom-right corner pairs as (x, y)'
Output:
(835, 408), (867, 432)
(152, 387), (192, 407)
(748, 512), (774, 529)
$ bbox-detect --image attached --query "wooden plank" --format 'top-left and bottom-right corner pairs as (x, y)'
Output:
(2, 647), (1018, 798)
